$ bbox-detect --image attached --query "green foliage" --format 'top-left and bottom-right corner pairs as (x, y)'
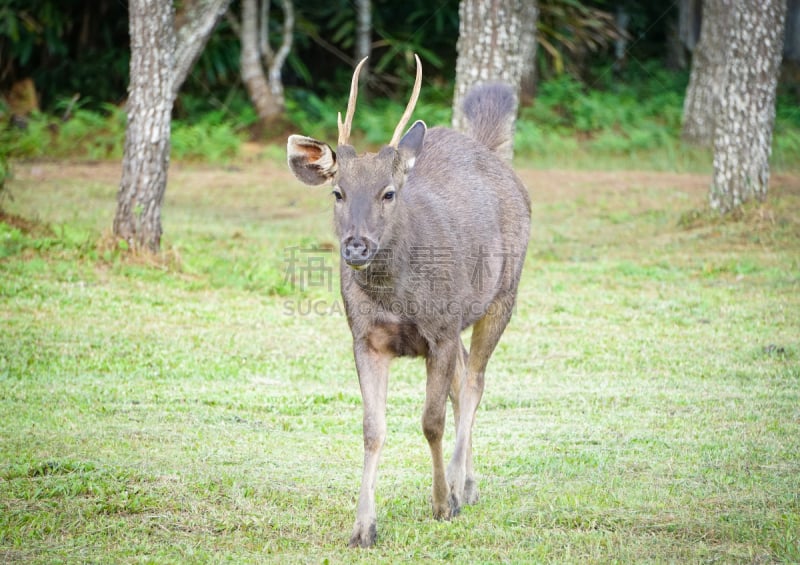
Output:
(536, 0), (622, 79)
(1, 103), (243, 164)
(2, 62), (798, 173)
(0, 131), (10, 208)
(285, 85), (451, 146)
(0, 0), (129, 110)
(284, 90), (340, 141)
(1, 101), (126, 160)
(171, 112), (244, 163)
(514, 72), (685, 166)
(525, 68), (686, 135)
(772, 95), (800, 169)
(2, 0), (796, 175)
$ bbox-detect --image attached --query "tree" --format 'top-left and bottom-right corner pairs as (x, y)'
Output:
(518, 2), (539, 105)
(452, 0), (535, 158)
(114, 0), (231, 252)
(785, 0), (800, 61)
(355, 0), (372, 84)
(173, 0), (234, 101)
(710, 0), (787, 213)
(232, 0), (294, 129)
(681, 0), (729, 146)
(678, 0), (702, 53)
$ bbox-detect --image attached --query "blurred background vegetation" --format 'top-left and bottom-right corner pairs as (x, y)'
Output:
(0, 0), (798, 169)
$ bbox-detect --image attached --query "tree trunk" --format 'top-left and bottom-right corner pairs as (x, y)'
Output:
(666, 16), (688, 70)
(173, 0), (234, 101)
(518, 2), (539, 106)
(355, 0), (371, 85)
(242, 0), (279, 123)
(710, 0), (787, 213)
(681, 0), (729, 146)
(115, 0), (231, 252)
(785, 0), (800, 61)
(113, 0), (175, 253)
(613, 5), (630, 73)
(452, 0), (531, 158)
(678, 0), (703, 52)
(240, 0), (294, 128)
(265, 0), (293, 116)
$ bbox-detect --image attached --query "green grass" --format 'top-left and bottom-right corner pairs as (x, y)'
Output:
(1, 161), (799, 562)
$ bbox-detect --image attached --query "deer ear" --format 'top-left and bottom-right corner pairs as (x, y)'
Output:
(397, 120), (426, 171)
(287, 135), (338, 186)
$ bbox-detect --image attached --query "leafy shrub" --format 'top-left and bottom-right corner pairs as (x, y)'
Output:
(284, 89), (340, 141)
(171, 114), (243, 162)
(2, 101), (126, 160)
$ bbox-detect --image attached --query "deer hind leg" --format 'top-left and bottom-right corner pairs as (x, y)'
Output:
(422, 336), (462, 520)
(446, 338), (469, 514)
(447, 294), (516, 511)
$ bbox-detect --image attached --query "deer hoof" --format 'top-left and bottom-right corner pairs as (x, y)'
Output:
(464, 478), (479, 505)
(432, 496), (458, 520)
(432, 501), (449, 520)
(448, 491), (462, 517)
(348, 520), (377, 548)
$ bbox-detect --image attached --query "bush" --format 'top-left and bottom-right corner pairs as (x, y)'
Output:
(171, 112), (243, 162)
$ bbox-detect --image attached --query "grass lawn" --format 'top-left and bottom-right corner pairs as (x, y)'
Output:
(1, 158), (799, 563)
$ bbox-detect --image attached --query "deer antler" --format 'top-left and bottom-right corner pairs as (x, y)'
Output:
(389, 54), (422, 148)
(337, 57), (369, 147)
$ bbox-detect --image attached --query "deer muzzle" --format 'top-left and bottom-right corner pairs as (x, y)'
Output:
(341, 236), (378, 270)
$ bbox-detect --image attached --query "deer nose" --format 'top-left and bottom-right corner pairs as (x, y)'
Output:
(342, 236), (377, 268)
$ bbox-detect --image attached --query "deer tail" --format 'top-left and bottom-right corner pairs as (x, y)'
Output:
(461, 83), (516, 163)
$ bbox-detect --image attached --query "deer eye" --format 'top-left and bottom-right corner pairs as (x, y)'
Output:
(383, 191), (395, 202)
(332, 189), (343, 201)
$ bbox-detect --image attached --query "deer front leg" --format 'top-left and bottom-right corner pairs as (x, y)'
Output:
(349, 341), (390, 548)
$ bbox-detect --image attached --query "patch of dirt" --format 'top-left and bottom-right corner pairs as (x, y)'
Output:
(517, 169), (711, 205)
(14, 160), (123, 185)
(12, 159), (296, 189)
(11, 159), (311, 222)
(9, 159), (799, 216)
(0, 209), (53, 235)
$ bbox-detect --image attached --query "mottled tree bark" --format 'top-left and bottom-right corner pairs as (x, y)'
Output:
(113, 0), (175, 253)
(452, 0), (531, 156)
(711, 0), (787, 213)
(682, 0), (728, 146)
(114, 0), (231, 252)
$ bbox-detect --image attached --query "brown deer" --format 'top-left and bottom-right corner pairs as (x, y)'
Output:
(286, 55), (530, 548)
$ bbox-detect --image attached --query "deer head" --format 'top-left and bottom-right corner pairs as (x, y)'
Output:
(287, 55), (425, 269)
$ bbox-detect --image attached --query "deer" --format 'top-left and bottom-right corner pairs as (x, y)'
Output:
(286, 55), (530, 548)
